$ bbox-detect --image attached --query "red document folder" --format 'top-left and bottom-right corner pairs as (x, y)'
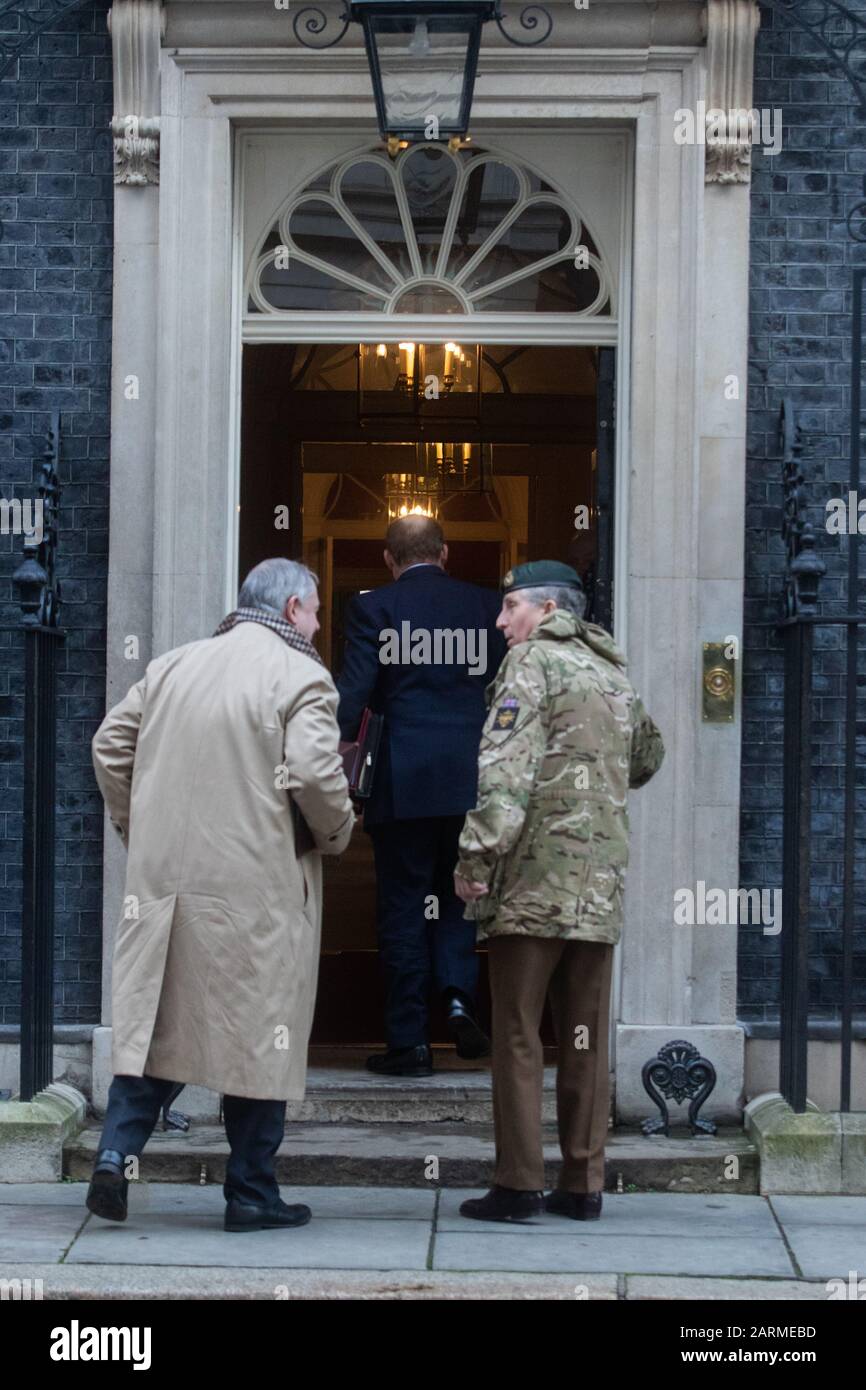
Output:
(339, 707), (383, 799)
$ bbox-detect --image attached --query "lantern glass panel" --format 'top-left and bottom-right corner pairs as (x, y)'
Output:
(366, 14), (477, 137)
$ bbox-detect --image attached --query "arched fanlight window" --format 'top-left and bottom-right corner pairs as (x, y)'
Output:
(247, 145), (612, 317)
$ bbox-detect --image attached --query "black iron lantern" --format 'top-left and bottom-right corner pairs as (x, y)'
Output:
(351, 0), (494, 142)
(292, 2), (553, 143)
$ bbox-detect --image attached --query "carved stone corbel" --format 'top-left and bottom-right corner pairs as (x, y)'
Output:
(703, 0), (762, 185)
(107, 0), (165, 186)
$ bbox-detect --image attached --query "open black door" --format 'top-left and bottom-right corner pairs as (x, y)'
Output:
(590, 346), (615, 633)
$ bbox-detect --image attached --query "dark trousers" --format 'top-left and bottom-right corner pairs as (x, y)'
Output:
(368, 815), (479, 1049)
(98, 1074), (287, 1206)
(487, 936), (614, 1193)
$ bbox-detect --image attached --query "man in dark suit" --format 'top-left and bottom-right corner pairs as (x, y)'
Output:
(337, 515), (506, 1075)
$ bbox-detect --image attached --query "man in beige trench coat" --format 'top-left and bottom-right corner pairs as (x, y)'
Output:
(86, 558), (354, 1233)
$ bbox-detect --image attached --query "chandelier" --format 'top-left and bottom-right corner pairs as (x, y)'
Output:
(384, 469), (442, 520)
(358, 341), (482, 426)
(360, 341), (477, 396)
(384, 440), (485, 519)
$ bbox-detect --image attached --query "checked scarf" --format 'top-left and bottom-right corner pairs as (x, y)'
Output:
(213, 606), (326, 668)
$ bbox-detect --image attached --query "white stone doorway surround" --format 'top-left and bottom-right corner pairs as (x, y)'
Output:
(96, 2), (758, 1123)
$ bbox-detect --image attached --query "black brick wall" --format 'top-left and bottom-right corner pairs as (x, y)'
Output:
(1, 0), (864, 1031)
(741, 0), (866, 1024)
(0, 0), (112, 1024)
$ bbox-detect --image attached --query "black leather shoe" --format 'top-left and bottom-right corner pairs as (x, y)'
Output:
(86, 1148), (129, 1223)
(224, 1197), (312, 1232)
(366, 1045), (433, 1076)
(459, 1185), (544, 1223)
(442, 988), (491, 1060)
(545, 1189), (603, 1221)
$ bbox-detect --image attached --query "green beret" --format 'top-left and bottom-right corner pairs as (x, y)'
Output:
(501, 560), (584, 594)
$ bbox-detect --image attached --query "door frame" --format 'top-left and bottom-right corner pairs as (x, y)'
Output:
(99, 40), (751, 1119)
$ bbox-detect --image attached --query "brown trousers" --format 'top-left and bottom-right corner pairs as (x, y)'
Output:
(487, 935), (614, 1194)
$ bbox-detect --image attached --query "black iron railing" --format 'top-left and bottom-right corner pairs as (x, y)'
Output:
(776, 276), (866, 1112)
(3, 413), (65, 1100)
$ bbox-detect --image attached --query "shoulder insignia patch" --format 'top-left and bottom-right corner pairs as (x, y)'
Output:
(493, 701), (519, 730)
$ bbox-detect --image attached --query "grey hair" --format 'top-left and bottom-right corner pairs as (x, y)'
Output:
(521, 584), (587, 621)
(237, 557), (318, 615)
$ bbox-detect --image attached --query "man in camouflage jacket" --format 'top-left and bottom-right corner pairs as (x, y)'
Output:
(454, 561), (664, 1224)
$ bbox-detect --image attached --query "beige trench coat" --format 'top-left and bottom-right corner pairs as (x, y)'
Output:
(92, 622), (355, 1101)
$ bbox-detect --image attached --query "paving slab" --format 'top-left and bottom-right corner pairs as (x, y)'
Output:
(1, 1182), (435, 1221)
(68, 1213), (433, 1270)
(0, 1182), (87, 1207)
(438, 1190), (776, 1236)
(432, 1230), (795, 1276)
(766, 1196), (866, 1281)
(0, 1203), (88, 1262)
(279, 1185), (436, 1219)
(769, 1195), (866, 1225)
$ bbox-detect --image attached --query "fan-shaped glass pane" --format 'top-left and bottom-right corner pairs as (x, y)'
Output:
(447, 160), (522, 277)
(471, 259), (602, 313)
(305, 162), (337, 194)
(259, 226), (285, 257)
(402, 146), (457, 274)
(255, 260), (384, 312)
(288, 199), (394, 292)
(462, 201), (573, 294)
(338, 161), (409, 280)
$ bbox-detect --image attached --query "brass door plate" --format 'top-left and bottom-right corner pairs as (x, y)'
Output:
(702, 643), (735, 722)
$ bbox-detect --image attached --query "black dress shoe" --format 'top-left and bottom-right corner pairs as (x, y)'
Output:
(545, 1189), (603, 1221)
(442, 988), (491, 1060)
(86, 1148), (129, 1223)
(366, 1044), (433, 1076)
(224, 1197), (312, 1232)
(459, 1185), (544, 1223)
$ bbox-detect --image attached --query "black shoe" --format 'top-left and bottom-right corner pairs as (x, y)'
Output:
(545, 1189), (603, 1221)
(224, 1197), (312, 1232)
(366, 1045), (433, 1076)
(85, 1148), (129, 1223)
(459, 1185), (544, 1223)
(442, 988), (491, 1060)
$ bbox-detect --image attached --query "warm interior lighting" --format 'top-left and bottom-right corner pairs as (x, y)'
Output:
(384, 469), (441, 520)
(358, 340), (481, 411)
(397, 342), (416, 391)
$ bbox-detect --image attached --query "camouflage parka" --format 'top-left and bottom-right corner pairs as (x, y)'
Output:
(455, 607), (665, 944)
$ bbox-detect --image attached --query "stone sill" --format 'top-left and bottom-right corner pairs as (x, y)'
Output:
(0, 1026), (98, 1045)
(741, 1020), (866, 1041)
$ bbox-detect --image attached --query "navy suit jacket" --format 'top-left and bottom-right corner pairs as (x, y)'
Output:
(336, 565), (506, 826)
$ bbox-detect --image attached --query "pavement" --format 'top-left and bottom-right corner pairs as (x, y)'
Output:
(1, 1182), (865, 1299)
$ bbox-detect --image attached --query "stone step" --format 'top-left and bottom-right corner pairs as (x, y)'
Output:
(286, 1067), (560, 1124)
(119, 1066), (562, 1125)
(66, 1123), (758, 1193)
